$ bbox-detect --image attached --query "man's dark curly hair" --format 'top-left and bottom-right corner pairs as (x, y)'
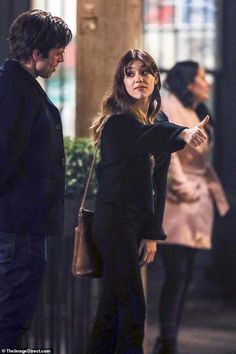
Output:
(8, 9), (72, 61)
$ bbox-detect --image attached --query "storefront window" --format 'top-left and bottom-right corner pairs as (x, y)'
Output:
(142, 0), (218, 70)
(142, 0), (219, 112)
(31, 0), (76, 136)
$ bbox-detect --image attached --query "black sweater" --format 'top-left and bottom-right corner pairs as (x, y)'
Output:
(95, 112), (186, 240)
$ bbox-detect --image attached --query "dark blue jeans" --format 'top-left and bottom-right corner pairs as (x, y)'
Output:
(87, 203), (152, 354)
(158, 244), (197, 340)
(0, 230), (46, 348)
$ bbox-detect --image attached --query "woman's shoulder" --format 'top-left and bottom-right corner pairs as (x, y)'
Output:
(104, 112), (140, 130)
(157, 110), (169, 123)
(102, 113), (143, 143)
(162, 93), (196, 125)
(161, 93), (183, 112)
(107, 112), (135, 122)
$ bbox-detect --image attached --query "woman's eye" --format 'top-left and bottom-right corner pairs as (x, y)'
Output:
(142, 70), (149, 76)
(126, 71), (134, 77)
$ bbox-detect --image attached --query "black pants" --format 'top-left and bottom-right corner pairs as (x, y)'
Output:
(158, 244), (197, 340)
(87, 203), (152, 354)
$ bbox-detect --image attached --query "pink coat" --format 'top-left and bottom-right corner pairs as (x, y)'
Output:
(161, 94), (229, 249)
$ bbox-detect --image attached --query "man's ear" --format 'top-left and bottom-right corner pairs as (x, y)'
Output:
(32, 49), (43, 61)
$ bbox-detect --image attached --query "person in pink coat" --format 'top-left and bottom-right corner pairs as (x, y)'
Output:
(152, 61), (229, 354)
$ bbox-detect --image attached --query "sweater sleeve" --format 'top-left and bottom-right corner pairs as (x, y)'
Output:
(157, 110), (186, 153)
(103, 113), (186, 157)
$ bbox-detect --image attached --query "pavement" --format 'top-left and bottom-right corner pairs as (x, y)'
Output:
(143, 253), (236, 354)
(144, 299), (236, 354)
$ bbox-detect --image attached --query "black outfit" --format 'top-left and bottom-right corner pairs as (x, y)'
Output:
(87, 113), (186, 354)
(0, 60), (65, 346)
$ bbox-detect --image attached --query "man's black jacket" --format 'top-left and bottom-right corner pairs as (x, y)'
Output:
(95, 112), (186, 240)
(0, 59), (65, 236)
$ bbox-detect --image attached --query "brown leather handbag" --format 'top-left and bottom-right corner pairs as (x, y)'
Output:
(72, 140), (102, 278)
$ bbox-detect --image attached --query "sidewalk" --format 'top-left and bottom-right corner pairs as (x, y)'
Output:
(145, 300), (236, 354)
(143, 252), (236, 354)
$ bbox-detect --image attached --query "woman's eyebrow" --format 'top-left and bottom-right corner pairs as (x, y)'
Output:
(125, 64), (146, 70)
(125, 65), (134, 70)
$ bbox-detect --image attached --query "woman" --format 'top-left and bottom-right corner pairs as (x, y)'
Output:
(152, 61), (229, 354)
(87, 51), (209, 354)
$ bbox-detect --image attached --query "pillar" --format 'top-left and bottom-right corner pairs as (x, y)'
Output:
(213, 0), (236, 295)
(76, 0), (141, 136)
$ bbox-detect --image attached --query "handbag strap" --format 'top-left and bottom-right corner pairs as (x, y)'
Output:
(79, 134), (101, 213)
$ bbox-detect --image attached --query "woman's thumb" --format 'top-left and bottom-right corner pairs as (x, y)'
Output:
(197, 115), (210, 128)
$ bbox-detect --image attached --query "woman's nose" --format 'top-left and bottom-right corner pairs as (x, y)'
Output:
(135, 74), (143, 82)
(205, 75), (212, 88)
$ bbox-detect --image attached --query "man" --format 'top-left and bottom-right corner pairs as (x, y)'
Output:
(0, 10), (72, 347)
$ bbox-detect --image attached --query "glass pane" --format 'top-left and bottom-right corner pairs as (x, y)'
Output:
(142, 0), (218, 71)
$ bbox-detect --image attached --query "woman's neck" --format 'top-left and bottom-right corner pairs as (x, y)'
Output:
(136, 99), (149, 117)
(131, 104), (149, 125)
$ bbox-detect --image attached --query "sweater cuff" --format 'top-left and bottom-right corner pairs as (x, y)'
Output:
(167, 126), (187, 153)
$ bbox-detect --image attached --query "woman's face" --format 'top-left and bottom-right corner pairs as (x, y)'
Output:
(187, 67), (211, 104)
(123, 59), (158, 110)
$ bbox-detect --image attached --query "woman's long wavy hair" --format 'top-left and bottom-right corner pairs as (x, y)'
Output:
(164, 60), (199, 108)
(91, 49), (161, 144)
